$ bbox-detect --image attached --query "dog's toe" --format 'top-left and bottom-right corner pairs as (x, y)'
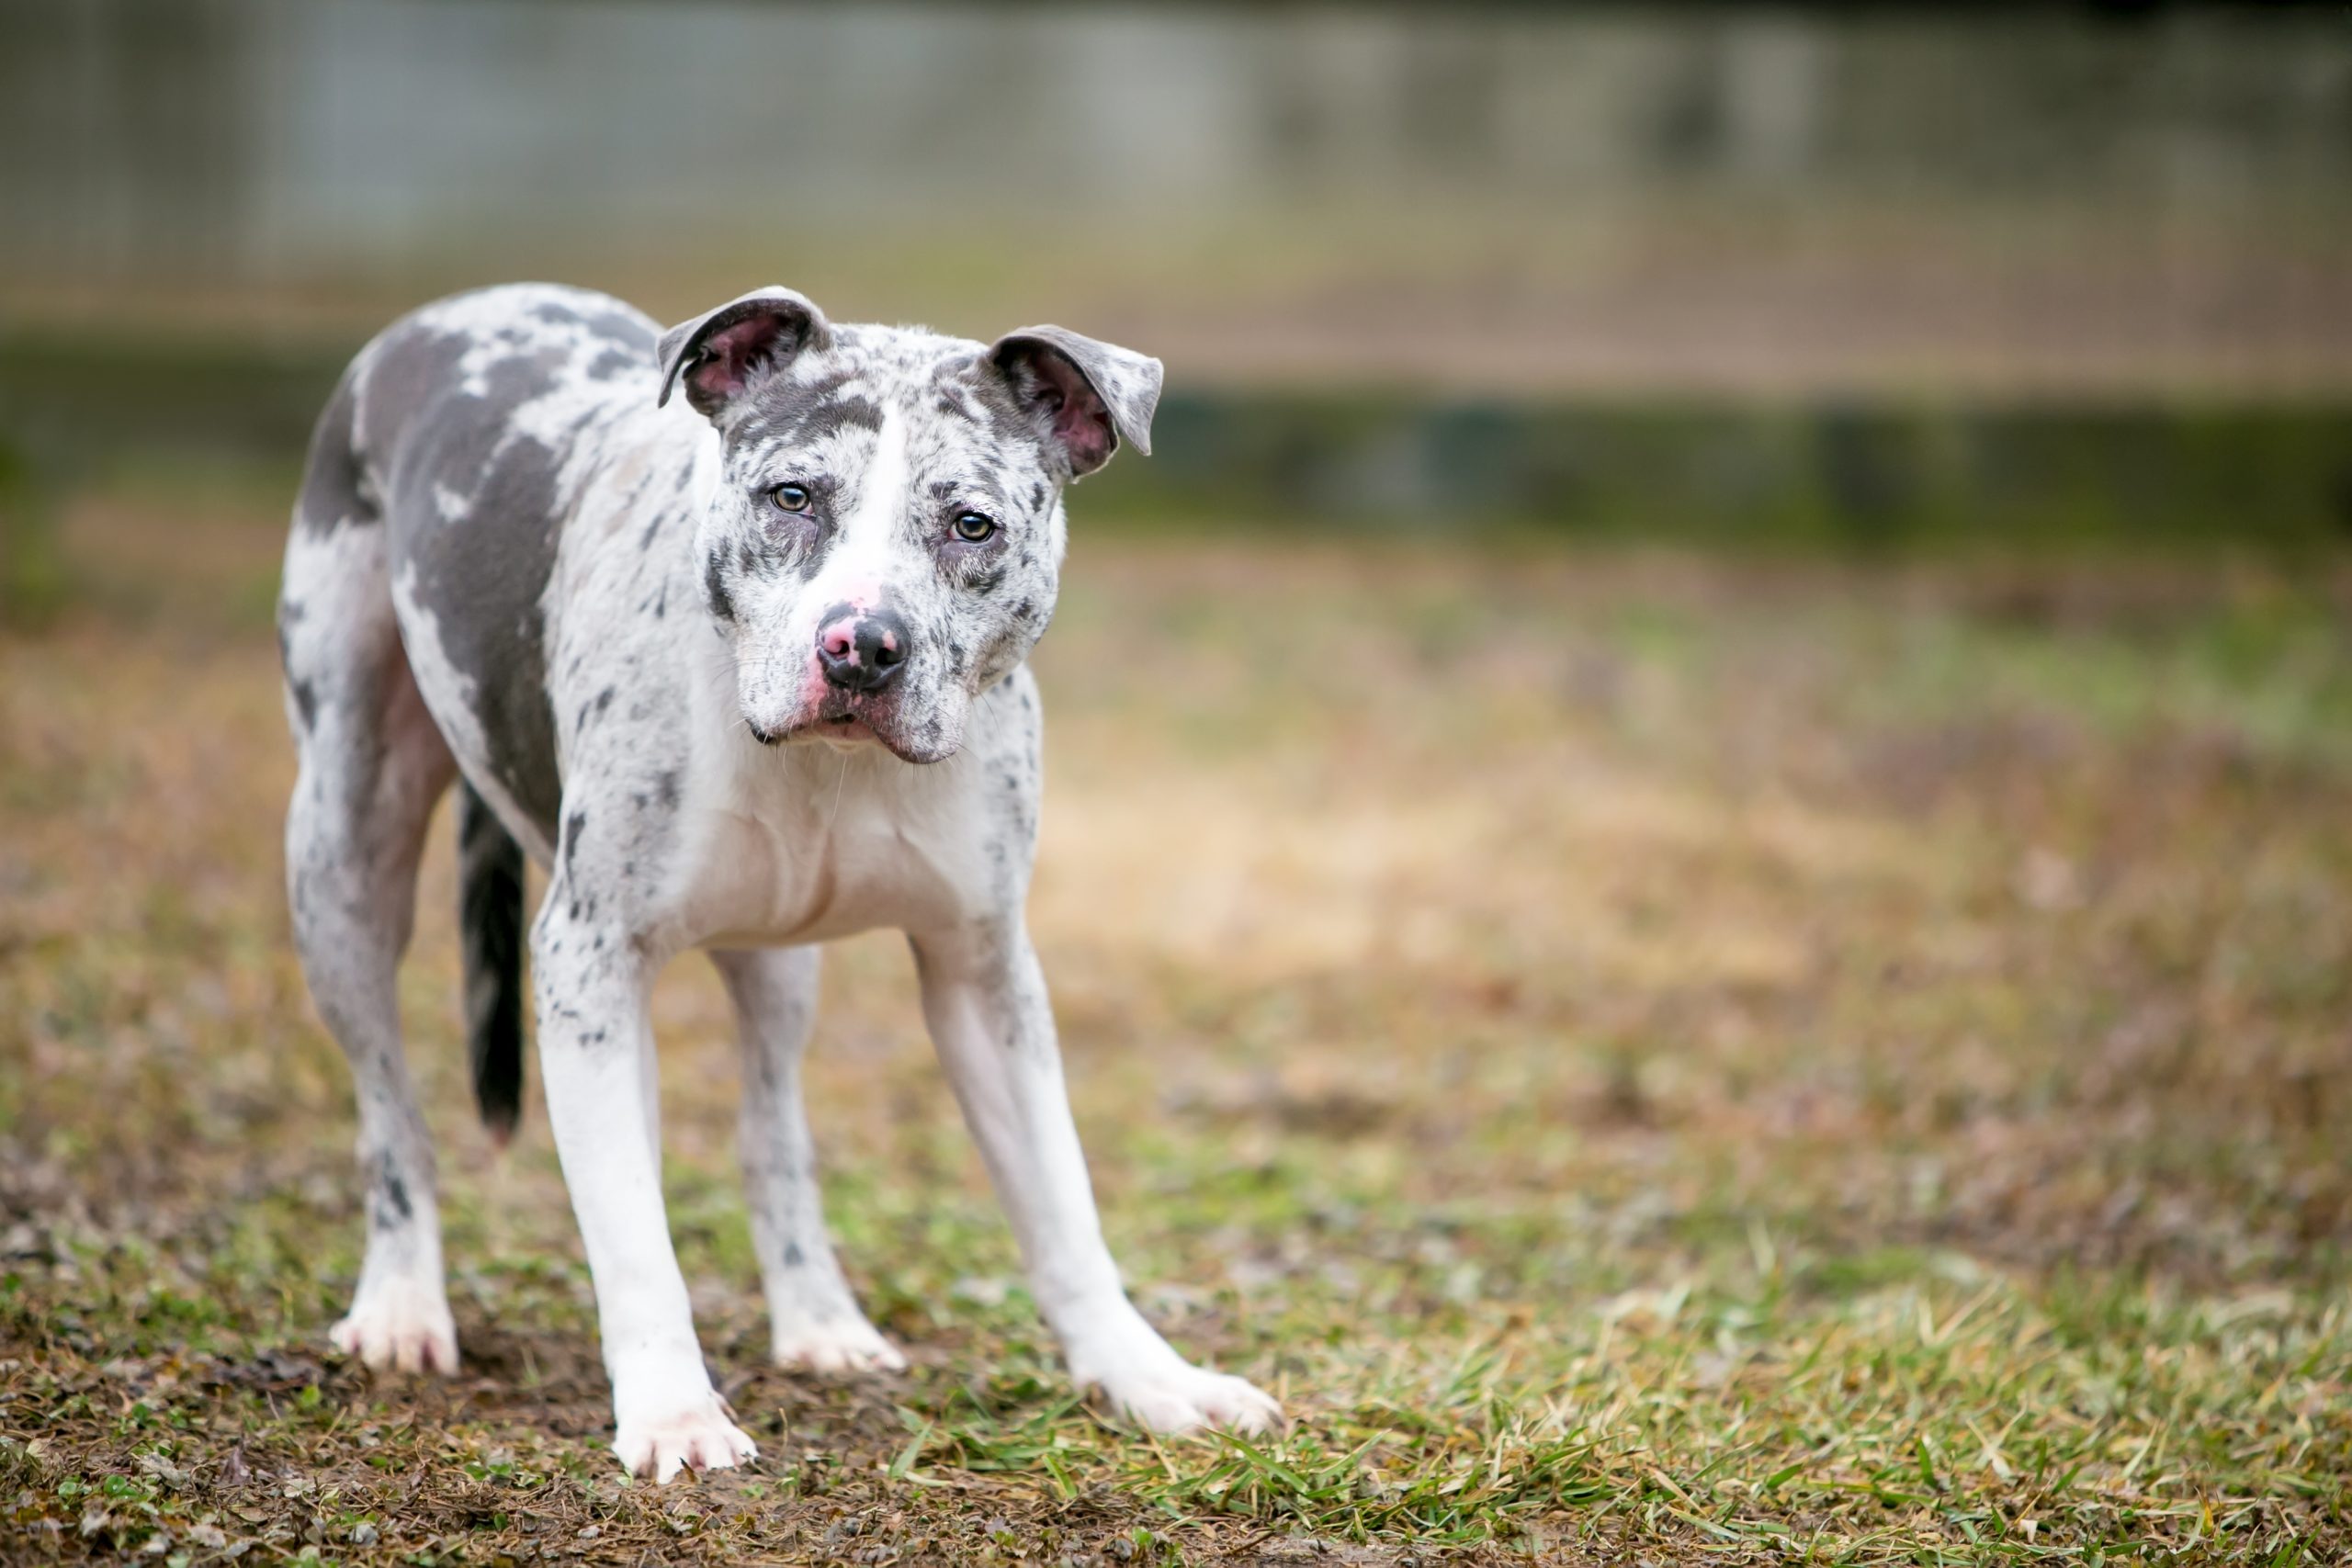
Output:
(1192, 1371), (1284, 1435)
(616, 1396), (758, 1484)
(1088, 1360), (1283, 1437)
(330, 1279), (458, 1376)
(772, 1319), (908, 1375)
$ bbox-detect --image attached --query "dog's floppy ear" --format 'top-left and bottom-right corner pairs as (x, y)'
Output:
(656, 287), (831, 419)
(989, 326), (1162, 479)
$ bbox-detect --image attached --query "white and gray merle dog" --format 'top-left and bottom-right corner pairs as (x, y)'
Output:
(277, 282), (1280, 1481)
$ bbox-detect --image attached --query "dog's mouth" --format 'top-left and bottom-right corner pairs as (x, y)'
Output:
(745, 690), (945, 764)
(808, 710), (881, 750)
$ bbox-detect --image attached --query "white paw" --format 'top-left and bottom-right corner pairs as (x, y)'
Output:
(772, 1318), (908, 1375)
(1081, 1357), (1283, 1436)
(330, 1277), (458, 1375)
(614, 1393), (758, 1483)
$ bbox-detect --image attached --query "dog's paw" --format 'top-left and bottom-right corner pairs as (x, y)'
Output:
(1083, 1358), (1283, 1436)
(772, 1318), (908, 1375)
(330, 1278), (458, 1375)
(614, 1394), (758, 1484)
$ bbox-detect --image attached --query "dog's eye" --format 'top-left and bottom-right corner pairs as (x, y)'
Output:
(952, 512), (997, 544)
(766, 483), (812, 514)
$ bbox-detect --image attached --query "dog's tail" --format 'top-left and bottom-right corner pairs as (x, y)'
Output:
(458, 783), (527, 1142)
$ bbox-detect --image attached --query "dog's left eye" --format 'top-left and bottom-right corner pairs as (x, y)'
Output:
(766, 483), (812, 514)
(952, 512), (997, 543)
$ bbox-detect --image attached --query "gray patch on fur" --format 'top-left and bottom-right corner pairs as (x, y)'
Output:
(359, 293), (659, 836)
(293, 371), (377, 538)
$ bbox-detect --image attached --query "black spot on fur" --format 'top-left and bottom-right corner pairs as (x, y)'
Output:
(784, 1242), (805, 1267)
(795, 394), (886, 444)
(756, 382), (894, 457)
(706, 549), (737, 621)
(961, 356), (1042, 449)
(290, 679), (318, 731)
(377, 1153), (413, 1224)
(739, 368), (852, 444)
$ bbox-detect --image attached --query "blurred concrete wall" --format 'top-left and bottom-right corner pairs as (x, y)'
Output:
(4, 2), (2350, 393)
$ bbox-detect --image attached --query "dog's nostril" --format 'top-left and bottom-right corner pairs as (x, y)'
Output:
(816, 609), (912, 693)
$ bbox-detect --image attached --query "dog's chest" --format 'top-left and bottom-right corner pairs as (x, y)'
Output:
(663, 746), (996, 948)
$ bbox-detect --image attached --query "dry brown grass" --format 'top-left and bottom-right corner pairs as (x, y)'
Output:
(2, 479), (2349, 1563)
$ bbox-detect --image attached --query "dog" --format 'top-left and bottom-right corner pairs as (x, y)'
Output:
(277, 282), (1281, 1481)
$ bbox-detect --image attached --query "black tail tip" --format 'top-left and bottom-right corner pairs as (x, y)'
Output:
(477, 1084), (522, 1147)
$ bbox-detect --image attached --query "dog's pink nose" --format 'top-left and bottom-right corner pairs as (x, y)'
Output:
(816, 605), (910, 694)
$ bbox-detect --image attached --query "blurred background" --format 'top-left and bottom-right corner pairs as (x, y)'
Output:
(4, 0), (2351, 549)
(5, 4), (2352, 1561)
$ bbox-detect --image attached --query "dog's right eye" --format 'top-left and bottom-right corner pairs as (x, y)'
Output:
(765, 483), (812, 514)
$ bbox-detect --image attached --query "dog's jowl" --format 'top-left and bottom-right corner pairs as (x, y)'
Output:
(277, 283), (1280, 1480)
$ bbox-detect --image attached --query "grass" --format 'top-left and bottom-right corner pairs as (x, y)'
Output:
(1, 476), (2348, 1563)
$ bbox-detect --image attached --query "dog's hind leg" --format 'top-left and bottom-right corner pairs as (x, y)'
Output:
(280, 386), (460, 1374)
(712, 946), (907, 1374)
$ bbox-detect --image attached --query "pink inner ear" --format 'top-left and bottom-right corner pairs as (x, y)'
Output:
(1029, 351), (1114, 471)
(689, 317), (777, 402)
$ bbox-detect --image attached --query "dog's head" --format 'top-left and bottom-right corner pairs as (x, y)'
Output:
(656, 287), (1159, 764)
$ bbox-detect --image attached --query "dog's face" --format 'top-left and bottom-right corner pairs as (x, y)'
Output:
(656, 288), (1159, 764)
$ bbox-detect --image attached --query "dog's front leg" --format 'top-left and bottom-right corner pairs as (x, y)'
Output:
(713, 945), (906, 1373)
(534, 908), (755, 1482)
(911, 919), (1281, 1435)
